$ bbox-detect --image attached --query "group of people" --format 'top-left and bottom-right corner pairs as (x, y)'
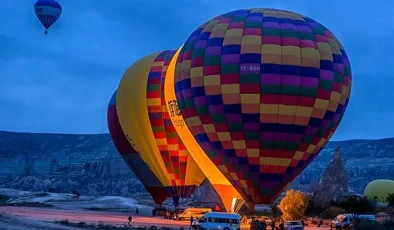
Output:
(250, 219), (287, 230)
(164, 210), (175, 219)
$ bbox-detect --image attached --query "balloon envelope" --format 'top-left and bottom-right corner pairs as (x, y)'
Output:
(34, 0), (62, 32)
(117, 52), (205, 206)
(107, 90), (169, 205)
(364, 179), (394, 203)
(174, 8), (352, 207)
(164, 48), (244, 212)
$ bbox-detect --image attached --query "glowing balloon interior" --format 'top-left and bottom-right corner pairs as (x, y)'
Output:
(107, 91), (169, 205)
(174, 8), (352, 208)
(34, 0), (62, 34)
(164, 48), (244, 212)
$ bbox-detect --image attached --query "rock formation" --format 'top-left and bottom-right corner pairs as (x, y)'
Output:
(1, 130), (394, 197)
(311, 146), (349, 202)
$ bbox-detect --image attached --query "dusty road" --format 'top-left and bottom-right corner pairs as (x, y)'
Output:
(0, 206), (189, 228)
(0, 206), (329, 229)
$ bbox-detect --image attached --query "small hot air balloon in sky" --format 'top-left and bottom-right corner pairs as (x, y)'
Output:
(164, 48), (245, 213)
(174, 8), (352, 210)
(34, 0), (62, 34)
(364, 179), (394, 203)
(117, 52), (206, 207)
(107, 90), (170, 205)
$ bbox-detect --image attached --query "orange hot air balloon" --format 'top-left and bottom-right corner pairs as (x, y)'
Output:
(174, 8), (352, 210)
(117, 51), (205, 207)
(164, 47), (244, 212)
(107, 90), (170, 205)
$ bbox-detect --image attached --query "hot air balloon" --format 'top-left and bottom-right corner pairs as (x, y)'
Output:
(364, 179), (394, 203)
(34, 0), (62, 34)
(107, 90), (170, 205)
(164, 48), (245, 213)
(117, 51), (206, 207)
(174, 8), (352, 211)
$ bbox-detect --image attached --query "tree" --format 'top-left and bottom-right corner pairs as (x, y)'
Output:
(278, 189), (309, 221)
(387, 193), (394, 207)
(305, 200), (328, 216)
(387, 207), (394, 219)
(339, 196), (376, 216)
(271, 204), (281, 218)
(320, 206), (347, 219)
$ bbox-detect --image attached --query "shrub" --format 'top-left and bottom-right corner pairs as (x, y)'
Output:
(381, 219), (394, 229)
(388, 194), (394, 208)
(58, 219), (69, 225)
(340, 196), (376, 214)
(305, 200), (328, 216)
(352, 220), (385, 230)
(320, 206), (347, 219)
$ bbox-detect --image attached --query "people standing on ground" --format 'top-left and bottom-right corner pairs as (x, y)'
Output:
(135, 207), (139, 215)
(301, 219), (305, 227)
(128, 214), (133, 226)
(279, 220), (284, 230)
(271, 220), (276, 230)
(190, 216), (194, 227)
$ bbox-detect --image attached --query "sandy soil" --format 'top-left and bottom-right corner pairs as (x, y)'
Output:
(0, 206), (329, 230)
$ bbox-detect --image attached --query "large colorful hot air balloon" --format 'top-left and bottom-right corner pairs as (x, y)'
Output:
(174, 8), (352, 210)
(107, 90), (170, 205)
(34, 0), (62, 34)
(164, 48), (244, 212)
(364, 179), (394, 203)
(117, 51), (206, 207)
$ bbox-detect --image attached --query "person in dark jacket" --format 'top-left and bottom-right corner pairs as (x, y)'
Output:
(190, 216), (194, 227)
(128, 215), (133, 226)
(135, 207), (139, 215)
(271, 220), (276, 230)
(279, 221), (284, 230)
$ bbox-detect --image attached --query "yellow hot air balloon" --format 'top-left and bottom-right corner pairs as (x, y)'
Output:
(364, 179), (394, 203)
(164, 47), (244, 212)
(116, 51), (205, 206)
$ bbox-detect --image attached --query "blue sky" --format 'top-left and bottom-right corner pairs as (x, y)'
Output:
(1, 0), (393, 141)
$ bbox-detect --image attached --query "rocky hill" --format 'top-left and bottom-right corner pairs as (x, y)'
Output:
(0, 130), (394, 200)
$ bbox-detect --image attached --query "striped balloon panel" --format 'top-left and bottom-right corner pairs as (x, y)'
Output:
(107, 91), (169, 204)
(146, 50), (190, 186)
(174, 8), (351, 204)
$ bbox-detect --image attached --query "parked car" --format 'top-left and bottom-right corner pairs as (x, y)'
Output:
(284, 221), (304, 230)
(331, 214), (376, 229)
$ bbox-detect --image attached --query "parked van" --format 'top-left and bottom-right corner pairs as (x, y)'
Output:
(331, 214), (376, 229)
(177, 207), (212, 220)
(192, 212), (240, 230)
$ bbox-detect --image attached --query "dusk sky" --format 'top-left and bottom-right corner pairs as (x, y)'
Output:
(1, 0), (393, 141)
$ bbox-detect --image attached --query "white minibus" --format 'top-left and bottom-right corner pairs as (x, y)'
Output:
(192, 212), (240, 230)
